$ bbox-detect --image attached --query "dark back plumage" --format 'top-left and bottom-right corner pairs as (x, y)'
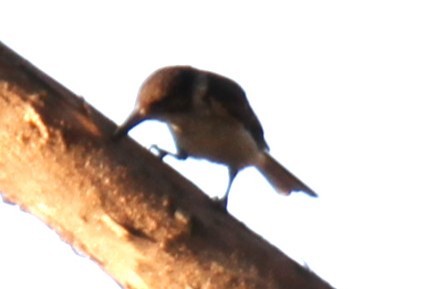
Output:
(139, 66), (268, 150)
(204, 71), (268, 151)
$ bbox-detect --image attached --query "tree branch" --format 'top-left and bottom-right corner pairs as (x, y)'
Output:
(0, 41), (333, 289)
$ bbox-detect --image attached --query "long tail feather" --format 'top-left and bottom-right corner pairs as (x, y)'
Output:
(256, 152), (317, 197)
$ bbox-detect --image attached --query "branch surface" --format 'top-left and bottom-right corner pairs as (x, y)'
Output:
(0, 42), (333, 289)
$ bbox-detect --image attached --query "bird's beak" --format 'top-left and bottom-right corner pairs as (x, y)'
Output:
(112, 109), (147, 141)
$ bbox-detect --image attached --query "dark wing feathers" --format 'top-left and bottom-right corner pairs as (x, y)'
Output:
(206, 72), (269, 150)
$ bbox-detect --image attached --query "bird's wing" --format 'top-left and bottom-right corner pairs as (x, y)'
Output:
(205, 72), (269, 150)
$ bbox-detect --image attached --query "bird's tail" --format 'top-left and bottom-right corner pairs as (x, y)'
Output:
(256, 152), (317, 197)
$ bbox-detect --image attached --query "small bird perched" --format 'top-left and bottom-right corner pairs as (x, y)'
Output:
(113, 66), (317, 208)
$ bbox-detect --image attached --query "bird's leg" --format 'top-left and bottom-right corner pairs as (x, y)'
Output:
(149, 144), (188, 161)
(214, 168), (238, 210)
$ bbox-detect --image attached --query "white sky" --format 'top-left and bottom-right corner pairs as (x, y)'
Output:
(1, 1), (434, 288)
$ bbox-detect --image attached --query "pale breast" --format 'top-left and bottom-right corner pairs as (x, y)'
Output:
(167, 114), (261, 170)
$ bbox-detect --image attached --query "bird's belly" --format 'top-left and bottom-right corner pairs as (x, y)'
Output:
(167, 115), (260, 169)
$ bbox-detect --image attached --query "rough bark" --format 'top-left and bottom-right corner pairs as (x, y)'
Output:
(0, 42), (333, 289)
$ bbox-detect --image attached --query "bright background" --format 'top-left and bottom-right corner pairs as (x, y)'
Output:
(1, 1), (433, 288)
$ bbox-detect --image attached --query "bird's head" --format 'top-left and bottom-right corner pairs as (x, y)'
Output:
(113, 66), (197, 139)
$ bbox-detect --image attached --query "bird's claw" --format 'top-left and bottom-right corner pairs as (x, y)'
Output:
(149, 144), (168, 160)
(212, 196), (228, 212)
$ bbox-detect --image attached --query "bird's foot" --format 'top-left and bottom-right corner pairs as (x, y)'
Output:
(149, 144), (169, 160)
(149, 145), (188, 161)
(212, 196), (228, 213)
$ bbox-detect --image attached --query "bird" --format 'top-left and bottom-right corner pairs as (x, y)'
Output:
(113, 65), (317, 208)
